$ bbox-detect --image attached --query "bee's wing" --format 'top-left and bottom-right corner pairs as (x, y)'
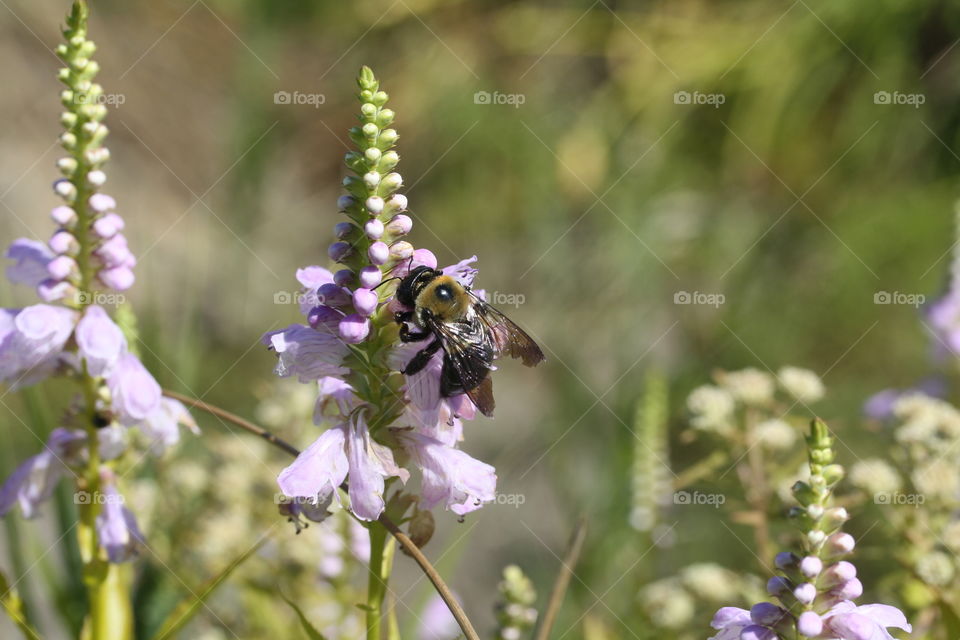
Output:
(468, 292), (545, 367)
(427, 316), (497, 415)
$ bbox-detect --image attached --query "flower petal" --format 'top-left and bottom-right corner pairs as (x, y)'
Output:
(277, 423), (349, 504)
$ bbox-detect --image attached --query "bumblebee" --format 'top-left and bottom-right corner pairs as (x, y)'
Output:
(393, 266), (545, 417)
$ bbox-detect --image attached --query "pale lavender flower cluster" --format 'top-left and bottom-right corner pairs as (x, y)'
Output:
(709, 420), (911, 640)
(267, 67), (496, 524)
(0, 4), (194, 563)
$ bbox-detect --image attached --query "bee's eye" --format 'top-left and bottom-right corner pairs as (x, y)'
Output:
(434, 285), (453, 302)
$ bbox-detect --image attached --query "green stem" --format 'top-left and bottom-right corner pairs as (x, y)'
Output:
(366, 523), (391, 640)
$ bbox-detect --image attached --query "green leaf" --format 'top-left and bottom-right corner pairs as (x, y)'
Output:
(148, 539), (266, 640)
(280, 593), (328, 640)
(0, 567), (43, 640)
(940, 599), (960, 639)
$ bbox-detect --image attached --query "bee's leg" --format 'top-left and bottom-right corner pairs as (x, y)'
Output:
(402, 339), (442, 375)
(394, 310), (413, 324)
(399, 323), (432, 344)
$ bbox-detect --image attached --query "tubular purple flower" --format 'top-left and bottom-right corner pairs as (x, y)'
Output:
(36, 279), (74, 303)
(296, 265), (334, 314)
(709, 607), (751, 640)
(339, 313), (371, 344)
(95, 479), (144, 563)
(0, 428), (86, 518)
(263, 324), (350, 381)
(107, 353), (162, 425)
(140, 397), (198, 455)
(313, 377), (358, 423)
(822, 601), (911, 640)
(403, 431), (496, 515)
(0, 304), (76, 384)
(277, 422), (349, 506)
(75, 304), (127, 376)
(6, 239), (54, 287)
(346, 412), (408, 521)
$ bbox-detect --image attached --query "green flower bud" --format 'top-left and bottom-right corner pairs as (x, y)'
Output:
(372, 90), (388, 106)
(379, 128), (398, 146)
(380, 150), (399, 170)
(362, 122), (378, 138)
(376, 108), (394, 127)
(360, 102), (377, 118)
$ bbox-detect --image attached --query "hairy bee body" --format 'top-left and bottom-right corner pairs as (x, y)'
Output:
(394, 266), (544, 417)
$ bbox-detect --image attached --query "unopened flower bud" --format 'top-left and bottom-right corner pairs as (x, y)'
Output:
(57, 157), (78, 176)
(806, 530), (826, 546)
(750, 603), (788, 627)
(360, 102), (377, 118)
(51, 205), (77, 227)
(327, 241), (352, 263)
(381, 172), (402, 192)
(337, 195), (356, 211)
(385, 214), (412, 236)
(799, 556), (822, 579)
(775, 552), (799, 570)
(353, 288), (378, 316)
(376, 108), (394, 127)
(317, 283), (351, 307)
(60, 132), (77, 149)
(334, 222), (354, 239)
(740, 625), (776, 640)
(822, 507), (848, 531)
(766, 576), (790, 596)
(49, 230), (78, 255)
(379, 128), (398, 145)
(362, 123), (378, 138)
(826, 532), (855, 556)
(359, 266), (382, 289)
(339, 314), (370, 343)
(821, 561), (856, 588)
(53, 179), (76, 201)
(365, 196), (384, 214)
(372, 90), (388, 106)
(822, 464), (844, 485)
(384, 193), (408, 214)
(368, 241), (389, 265)
(806, 504), (824, 520)
(47, 255), (77, 280)
(333, 269), (355, 287)
(797, 611), (823, 637)
(85, 147), (110, 165)
(833, 577), (863, 599)
(364, 218), (384, 239)
(99, 266), (134, 291)
(793, 583), (816, 604)
(60, 112), (77, 128)
(86, 170), (106, 186)
(380, 150), (399, 170)
(88, 193), (116, 213)
(364, 171), (381, 188)
(308, 305), (342, 332)
(389, 241), (414, 261)
(92, 213), (124, 238)
(410, 248), (438, 270)
(364, 147), (382, 163)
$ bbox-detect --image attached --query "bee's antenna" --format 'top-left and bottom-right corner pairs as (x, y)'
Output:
(372, 276), (402, 291)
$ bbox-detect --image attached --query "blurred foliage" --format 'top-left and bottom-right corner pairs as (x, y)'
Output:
(3, 0), (960, 637)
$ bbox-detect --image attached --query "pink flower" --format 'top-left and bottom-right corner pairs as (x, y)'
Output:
(278, 412), (408, 521)
(107, 353), (162, 425)
(403, 431), (496, 516)
(263, 324), (349, 381)
(75, 305), (127, 376)
(5, 239), (54, 288)
(822, 601), (912, 640)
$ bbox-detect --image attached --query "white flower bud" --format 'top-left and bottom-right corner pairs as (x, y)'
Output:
(363, 171), (381, 188)
(381, 172), (402, 191)
(87, 170), (106, 186)
(365, 196), (384, 214)
(364, 147), (382, 163)
(57, 157), (78, 176)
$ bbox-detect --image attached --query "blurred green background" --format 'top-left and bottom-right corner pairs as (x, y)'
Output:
(2, 0), (959, 638)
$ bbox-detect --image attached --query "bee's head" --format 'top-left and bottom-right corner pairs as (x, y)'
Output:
(396, 266), (441, 308)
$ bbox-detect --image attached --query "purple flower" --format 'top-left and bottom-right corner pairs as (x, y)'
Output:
(0, 428), (86, 518)
(95, 480), (144, 563)
(709, 607), (752, 640)
(277, 412), (408, 521)
(140, 397), (198, 454)
(75, 305), (127, 376)
(313, 377), (358, 424)
(338, 314), (370, 344)
(263, 324), (349, 381)
(403, 431), (496, 516)
(107, 353), (162, 425)
(821, 601), (912, 640)
(418, 593), (462, 640)
(927, 291), (960, 355)
(442, 255), (478, 287)
(5, 239), (54, 288)
(0, 304), (76, 386)
(295, 265), (334, 315)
